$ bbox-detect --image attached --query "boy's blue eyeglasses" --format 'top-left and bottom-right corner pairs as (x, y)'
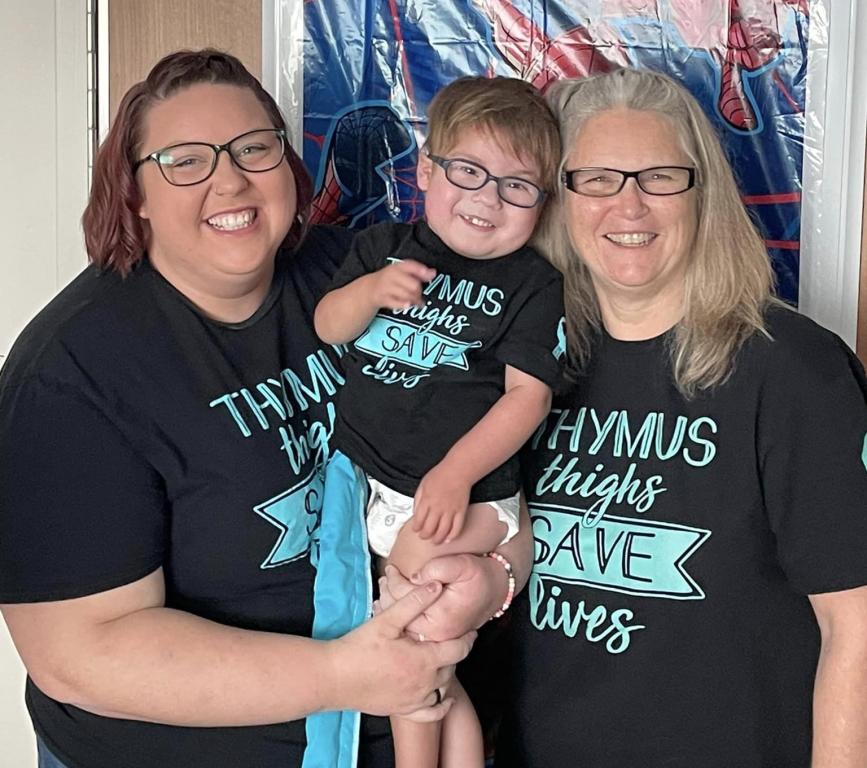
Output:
(428, 154), (546, 208)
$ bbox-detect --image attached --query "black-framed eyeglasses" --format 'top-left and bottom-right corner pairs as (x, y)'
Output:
(428, 154), (545, 208)
(561, 166), (696, 197)
(133, 128), (287, 186)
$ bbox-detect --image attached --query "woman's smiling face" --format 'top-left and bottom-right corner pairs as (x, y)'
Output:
(136, 83), (296, 319)
(563, 107), (699, 320)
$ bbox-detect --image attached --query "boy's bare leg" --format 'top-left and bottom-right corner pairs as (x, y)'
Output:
(387, 502), (507, 581)
(392, 714), (442, 768)
(440, 678), (485, 767)
(388, 503), (505, 768)
(393, 677), (483, 768)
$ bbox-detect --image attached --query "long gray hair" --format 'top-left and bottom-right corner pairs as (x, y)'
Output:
(536, 68), (775, 396)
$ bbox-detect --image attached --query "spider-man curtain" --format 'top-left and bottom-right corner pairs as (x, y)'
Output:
(294, 0), (815, 305)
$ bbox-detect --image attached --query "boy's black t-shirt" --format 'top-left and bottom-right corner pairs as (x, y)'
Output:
(329, 221), (565, 501)
(0, 227), (393, 768)
(496, 307), (867, 768)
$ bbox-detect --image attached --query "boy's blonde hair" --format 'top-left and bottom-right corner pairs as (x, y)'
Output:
(425, 76), (561, 193)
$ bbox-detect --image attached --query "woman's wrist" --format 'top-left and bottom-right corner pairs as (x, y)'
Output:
(313, 635), (346, 713)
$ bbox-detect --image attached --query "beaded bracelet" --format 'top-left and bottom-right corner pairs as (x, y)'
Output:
(485, 552), (516, 619)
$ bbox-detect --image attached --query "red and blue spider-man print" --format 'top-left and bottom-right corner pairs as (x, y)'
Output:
(302, 0), (810, 303)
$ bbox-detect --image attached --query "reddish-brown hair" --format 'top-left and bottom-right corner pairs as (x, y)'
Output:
(83, 49), (313, 275)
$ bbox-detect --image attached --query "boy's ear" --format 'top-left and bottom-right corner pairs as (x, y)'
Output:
(416, 150), (433, 192)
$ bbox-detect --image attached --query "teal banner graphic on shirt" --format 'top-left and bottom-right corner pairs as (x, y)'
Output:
(254, 464), (324, 569)
(861, 433), (867, 472)
(530, 502), (710, 599)
(355, 316), (482, 371)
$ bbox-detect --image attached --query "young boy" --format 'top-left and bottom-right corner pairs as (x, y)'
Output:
(314, 76), (564, 768)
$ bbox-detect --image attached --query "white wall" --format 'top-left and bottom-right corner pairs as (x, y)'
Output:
(800, 0), (867, 350)
(0, 1), (90, 764)
(0, 0), (89, 359)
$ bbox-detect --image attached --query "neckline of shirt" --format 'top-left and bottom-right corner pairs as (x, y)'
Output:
(141, 254), (285, 330)
(600, 323), (673, 354)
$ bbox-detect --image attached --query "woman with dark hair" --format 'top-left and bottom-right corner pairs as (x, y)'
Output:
(493, 68), (867, 767)
(0, 50), (523, 768)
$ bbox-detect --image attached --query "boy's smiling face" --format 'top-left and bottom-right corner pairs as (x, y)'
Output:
(417, 125), (544, 260)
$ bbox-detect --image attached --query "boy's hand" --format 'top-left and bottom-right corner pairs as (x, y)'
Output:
(371, 260), (436, 310)
(412, 461), (471, 544)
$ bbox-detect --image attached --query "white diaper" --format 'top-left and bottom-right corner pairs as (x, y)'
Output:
(365, 476), (520, 557)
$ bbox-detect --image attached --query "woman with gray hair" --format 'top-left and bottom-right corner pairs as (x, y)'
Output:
(495, 68), (867, 767)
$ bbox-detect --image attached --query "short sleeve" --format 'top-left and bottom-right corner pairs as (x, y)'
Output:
(495, 272), (565, 390)
(758, 333), (867, 595)
(288, 224), (354, 294)
(303, 224), (355, 277)
(0, 378), (167, 602)
(325, 226), (387, 293)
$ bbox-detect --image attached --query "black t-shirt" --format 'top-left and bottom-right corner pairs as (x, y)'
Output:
(496, 307), (867, 768)
(0, 227), (392, 768)
(329, 221), (565, 501)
